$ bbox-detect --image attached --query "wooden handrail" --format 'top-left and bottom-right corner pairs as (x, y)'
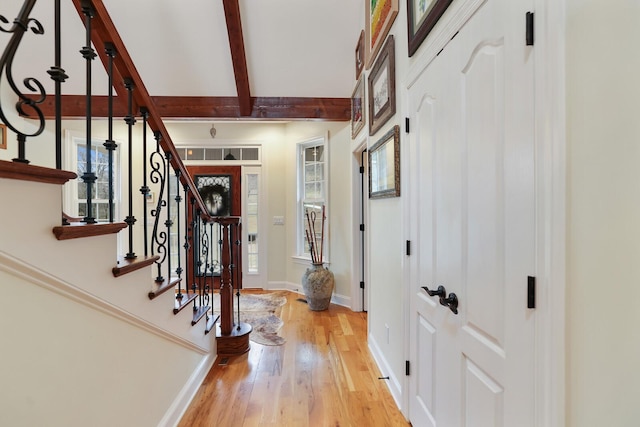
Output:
(70, 0), (213, 224)
(70, 0), (241, 337)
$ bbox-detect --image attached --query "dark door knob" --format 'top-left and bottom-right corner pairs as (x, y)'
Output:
(440, 292), (458, 315)
(422, 285), (446, 298)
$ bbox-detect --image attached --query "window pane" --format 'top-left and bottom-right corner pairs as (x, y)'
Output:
(305, 146), (324, 163)
(78, 181), (87, 199)
(248, 254), (258, 272)
(187, 148), (204, 160)
(97, 182), (109, 199)
(305, 164), (317, 183)
(224, 148), (241, 160)
(305, 183), (317, 199)
(97, 203), (109, 221)
(205, 148), (222, 160)
(242, 148), (259, 161)
(247, 216), (258, 234)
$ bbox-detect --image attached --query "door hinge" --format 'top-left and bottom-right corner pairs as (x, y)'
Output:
(527, 276), (536, 309)
(405, 117), (410, 133)
(359, 165), (365, 174)
(360, 224), (365, 231)
(526, 12), (534, 46)
(360, 281), (365, 289)
(406, 360), (411, 376)
(406, 240), (411, 256)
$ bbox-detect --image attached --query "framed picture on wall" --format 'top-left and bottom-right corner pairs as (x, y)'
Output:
(355, 30), (365, 80)
(368, 35), (395, 136)
(351, 76), (366, 138)
(365, 0), (398, 68)
(407, 0), (454, 56)
(0, 123), (6, 150)
(369, 125), (400, 199)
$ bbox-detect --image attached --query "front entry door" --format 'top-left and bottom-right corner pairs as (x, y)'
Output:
(408, 0), (535, 425)
(186, 165), (242, 290)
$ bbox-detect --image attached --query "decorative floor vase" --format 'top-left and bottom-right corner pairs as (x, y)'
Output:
(301, 263), (335, 311)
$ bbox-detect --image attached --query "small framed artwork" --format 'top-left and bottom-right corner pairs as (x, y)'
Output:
(0, 123), (6, 150)
(369, 125), (400, 199)
(407, 0), (454, 57)
(355, 30), (365, 80)
(365, 0), (398, 69)
(368, 35), (395, 136)
(351, 76), (366, 138)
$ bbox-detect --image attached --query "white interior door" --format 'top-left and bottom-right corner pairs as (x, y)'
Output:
(408, 0), (536, 425)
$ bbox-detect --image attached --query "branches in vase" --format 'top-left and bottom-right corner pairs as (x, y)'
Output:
(304, 205), (325, 264)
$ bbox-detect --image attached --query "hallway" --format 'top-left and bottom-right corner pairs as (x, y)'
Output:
(178, 290), (409, 426)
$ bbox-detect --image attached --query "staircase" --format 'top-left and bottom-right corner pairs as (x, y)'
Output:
(0, 1), (244, 425)
(0, 162), (218, 427)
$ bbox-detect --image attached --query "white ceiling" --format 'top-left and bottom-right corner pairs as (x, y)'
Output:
(2, 0), (363, 100)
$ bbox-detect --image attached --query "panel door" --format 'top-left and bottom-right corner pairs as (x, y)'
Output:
(408, 0), (536, 425)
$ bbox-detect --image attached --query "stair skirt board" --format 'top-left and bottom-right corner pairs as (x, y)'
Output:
(0, 250), (209, 354)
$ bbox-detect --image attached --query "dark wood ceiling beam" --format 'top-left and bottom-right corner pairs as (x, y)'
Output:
(34, 95), (350, 121)
(222, 0), (252, 116)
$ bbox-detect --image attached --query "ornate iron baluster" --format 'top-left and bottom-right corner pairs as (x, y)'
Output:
(150, 131), (167, 282)
(0, 0), (46, 164)
(80, 0), (96, 223)
(49, 0), (68, 170)
(139, 107), (150, 256)
(198, 214), (209, 310)
(174, 170), (183, 299)
(123, 78), (136, 257)
(103, 43), (117, 223)
(165, 152), (173, 281)
(183, 188), (194, 299)
(190, 202), (198, 307)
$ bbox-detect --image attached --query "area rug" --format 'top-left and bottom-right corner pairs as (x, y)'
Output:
(211, 292), (287, 346)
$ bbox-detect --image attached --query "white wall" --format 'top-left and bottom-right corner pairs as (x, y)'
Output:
(360, 0), (411, 398)
(165, 121), (290, 286)
(283, 121), (353, 302)
(0, 268), (206, 427)
(565, 1), (640, 425)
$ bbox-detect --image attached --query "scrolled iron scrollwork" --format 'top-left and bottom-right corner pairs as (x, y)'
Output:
(0, 1), (47, 159)
(150, 132), (168, 281)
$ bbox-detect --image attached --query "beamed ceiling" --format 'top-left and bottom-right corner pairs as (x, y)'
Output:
(1, 0), (363, 121)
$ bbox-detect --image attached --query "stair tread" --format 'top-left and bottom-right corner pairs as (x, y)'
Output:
(205, 314), (220, 335)
(53, 222), (127, 241)
(0, 160), (76, 185)
(191, 305), (210, 326)
(173, 292), (198, 314)
(112, 255), (160, 277)
(148, 277), (182, 300)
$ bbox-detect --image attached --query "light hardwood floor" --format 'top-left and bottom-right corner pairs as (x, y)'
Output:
(178, 290), (410, 427)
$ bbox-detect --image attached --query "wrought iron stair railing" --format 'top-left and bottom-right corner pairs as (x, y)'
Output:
(0, 0), (241, 337)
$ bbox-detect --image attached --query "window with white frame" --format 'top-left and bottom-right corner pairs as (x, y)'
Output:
(66, 135), (120, 222)
(297, 136), (328, 261)
(245, 172), (260, 273)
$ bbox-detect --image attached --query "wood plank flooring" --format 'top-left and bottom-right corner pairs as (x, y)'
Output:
(178, 290), (410, 427)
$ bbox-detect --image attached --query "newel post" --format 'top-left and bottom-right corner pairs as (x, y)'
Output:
(218, 217), (235, 335)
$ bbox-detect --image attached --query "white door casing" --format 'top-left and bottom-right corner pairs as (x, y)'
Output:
(407, 0), (536, 425)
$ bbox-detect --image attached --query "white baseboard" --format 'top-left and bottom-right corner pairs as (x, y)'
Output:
(368, 332), (404, 411)
(159, 353), (216, 427)
(267, 281), (352, 308)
